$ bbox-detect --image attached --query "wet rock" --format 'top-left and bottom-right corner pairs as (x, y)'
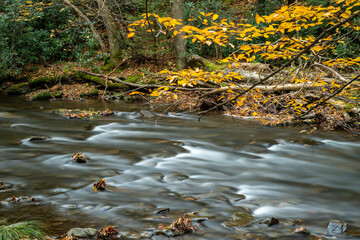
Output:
(259, 217), (279, 227)
(155, 208), (170, 216)
(223, 212), (255, 229)
(72, 152), (88, 163)
(151, 235), (169, 240)
(67, 227), (98, 238)
(28, 136), (48, 142)
(327, 220), (347, 234)
(294, 226), (310, 235)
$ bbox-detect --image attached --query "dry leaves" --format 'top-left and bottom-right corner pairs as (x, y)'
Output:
(93, 179), (106, 192)
(97, 226), (118, 239)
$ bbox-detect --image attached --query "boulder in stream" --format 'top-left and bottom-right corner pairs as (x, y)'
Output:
(259, 217), (279, 227)
(28, 136), (48, 142)
(67, 227), (98, 238)
(327, 220), (347, 234)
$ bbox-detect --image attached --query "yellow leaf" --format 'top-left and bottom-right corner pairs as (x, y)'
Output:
(127, 32), (135, 38)
(255, 13), (265, 24)
(213, 14), (219, 21)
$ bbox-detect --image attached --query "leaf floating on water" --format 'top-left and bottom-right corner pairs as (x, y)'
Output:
(72, 152), (88, 163)
(97, 226), (118, 239)
(93, 179), (106, 192)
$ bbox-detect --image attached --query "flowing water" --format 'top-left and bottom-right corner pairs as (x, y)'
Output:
(0, 95), (359, 239)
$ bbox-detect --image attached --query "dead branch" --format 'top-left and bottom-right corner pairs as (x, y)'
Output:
(313, 62), (360, 87)
(62, 0), (107, 54)
(298, 74), (360, 118)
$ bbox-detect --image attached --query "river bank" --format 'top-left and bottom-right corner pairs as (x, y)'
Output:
(1, 61), (359, 136)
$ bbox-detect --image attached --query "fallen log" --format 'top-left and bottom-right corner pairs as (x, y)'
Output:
(201, 83), (319, 97)
(77, 70), (210, 91)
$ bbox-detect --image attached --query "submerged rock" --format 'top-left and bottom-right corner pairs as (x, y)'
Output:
(28, 136), (48, 142)
(155, 208), (170, 216)
(327, 220), (347, 234)
(67, 227), (98, 238)
(223, 211), (255, 229)
(259, 217), (279, 227)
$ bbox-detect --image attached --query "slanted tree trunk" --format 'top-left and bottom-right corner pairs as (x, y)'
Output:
(171, 0), (186, 69)
(96, 0), (122, 64)
(62, 0), (107, 54)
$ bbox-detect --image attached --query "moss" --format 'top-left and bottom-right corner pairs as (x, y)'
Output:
(51, 91), (63, 98)
(32, 91), (52, 100)
(125, 75), (142, 83)
(7, 83), (31, 95)
(204, 61), (224, 71)
(28, 77), (55, 88)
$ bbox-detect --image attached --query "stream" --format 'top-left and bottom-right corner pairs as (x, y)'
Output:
(0, 95), (359, 239)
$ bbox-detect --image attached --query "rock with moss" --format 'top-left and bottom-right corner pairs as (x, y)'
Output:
(28, 77), (55, 89)
(31, 91), (52, 100)
(7, 83), (31, 95)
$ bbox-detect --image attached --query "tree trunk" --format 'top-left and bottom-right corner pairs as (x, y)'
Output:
(96, 0), (122, 64)
(62, 0), (107, 54)
(171, 0), (186, 69)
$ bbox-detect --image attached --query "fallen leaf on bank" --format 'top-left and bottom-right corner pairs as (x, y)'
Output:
(93, 179), (106, 192)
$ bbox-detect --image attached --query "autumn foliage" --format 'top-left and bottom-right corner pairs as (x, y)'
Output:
(128, 0), (360, 132)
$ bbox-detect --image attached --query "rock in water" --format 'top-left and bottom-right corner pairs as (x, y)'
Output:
(67, 228), (98, 238)
(259, 217), (279, 227)
(327, 220), (347, 234)
(223, 211), (255, 229)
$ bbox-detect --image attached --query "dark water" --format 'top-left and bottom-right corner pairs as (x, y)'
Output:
(0, 95), (359, 239)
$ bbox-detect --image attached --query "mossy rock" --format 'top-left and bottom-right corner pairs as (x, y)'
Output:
(80, 89), (99, 98)
(7, 83), (31, 95)
(51, 91), (63, 98)
(223, 212), (255, 229)
(28, 77), (55, 89)
(31, 91), (52, 100)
